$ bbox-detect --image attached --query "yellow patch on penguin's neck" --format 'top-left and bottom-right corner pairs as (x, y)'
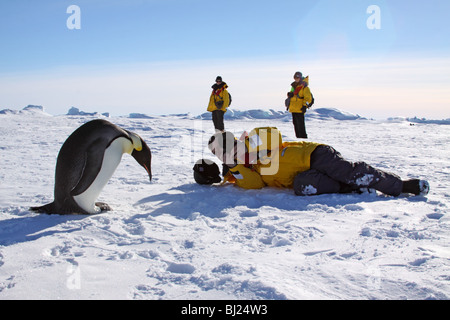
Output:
(129, 133), (142, 152)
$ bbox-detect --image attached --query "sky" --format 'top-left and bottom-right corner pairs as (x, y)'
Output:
(0, 0), (449, 119)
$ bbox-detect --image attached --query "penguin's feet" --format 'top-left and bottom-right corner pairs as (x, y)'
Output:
(95, 202), (112, 212)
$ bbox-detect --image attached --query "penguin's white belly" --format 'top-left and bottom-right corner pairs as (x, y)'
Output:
(74, 137), (131, 214)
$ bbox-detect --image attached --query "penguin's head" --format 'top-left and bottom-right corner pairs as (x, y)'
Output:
(129, 133), (152, 181)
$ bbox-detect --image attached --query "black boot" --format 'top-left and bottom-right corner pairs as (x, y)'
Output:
(402, 179), (430, 196)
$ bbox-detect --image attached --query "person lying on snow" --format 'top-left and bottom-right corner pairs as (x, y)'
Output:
(195, 128), (429, 197)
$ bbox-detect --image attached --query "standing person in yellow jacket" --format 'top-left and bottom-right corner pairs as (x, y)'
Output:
(286, 71), (313, 138)
(202, 129), (430, 197)
(207, 76), (230, 132)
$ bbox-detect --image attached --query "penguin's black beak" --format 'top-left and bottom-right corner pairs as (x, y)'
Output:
(131, 139), (152, 182)
(144, 163), (152, 181)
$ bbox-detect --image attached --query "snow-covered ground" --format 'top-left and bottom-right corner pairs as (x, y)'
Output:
(0, 106), (449, 300)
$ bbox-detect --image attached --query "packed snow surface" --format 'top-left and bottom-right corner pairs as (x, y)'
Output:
(0, 106), (449, 300)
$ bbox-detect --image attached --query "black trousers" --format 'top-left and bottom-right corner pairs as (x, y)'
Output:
(292, 112), (307, 138)
(293, 146), (403, 196)
(212, 110), (225, 131)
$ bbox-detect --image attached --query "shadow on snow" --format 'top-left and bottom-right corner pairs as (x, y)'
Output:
(134, 183), (406, 220)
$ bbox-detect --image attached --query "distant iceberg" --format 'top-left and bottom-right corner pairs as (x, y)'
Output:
(197, 108), (365, 121)
(0, 105), (50, 116)
(198, 109), (289, 121)
(67, 107), (109, 117)
(309, 108), (365, 120)
(129, 113), (156, 119)
(129, 112), (193, 119)
(0, 108), (17, 115)
(1, 104), (448, 125)
(406, 116), (450, 125)
(386, 116), (450, 125)
(23, 105), (45, 113)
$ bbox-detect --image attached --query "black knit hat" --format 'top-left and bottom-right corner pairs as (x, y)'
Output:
(293, 71), (302, 79)
(216, 76), (223, 82)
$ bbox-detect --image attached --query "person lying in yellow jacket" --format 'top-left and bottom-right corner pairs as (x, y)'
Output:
(205, 129), (429, 197)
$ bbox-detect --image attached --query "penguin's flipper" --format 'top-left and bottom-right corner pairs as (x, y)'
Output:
(71, 138), (108, 196)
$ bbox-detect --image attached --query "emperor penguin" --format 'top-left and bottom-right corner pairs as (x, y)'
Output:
(30, 119), (152, 215)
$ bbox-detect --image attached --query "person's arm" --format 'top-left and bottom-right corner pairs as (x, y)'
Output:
(228, 164), (265, 189)
(223, 89), (230, 109)
(207, 92), (216, 111)
(303, 87), (312, 105)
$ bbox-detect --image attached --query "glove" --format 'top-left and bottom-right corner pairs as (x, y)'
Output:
(215, 101), (224, 109)
(285, 98), (291, 109)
